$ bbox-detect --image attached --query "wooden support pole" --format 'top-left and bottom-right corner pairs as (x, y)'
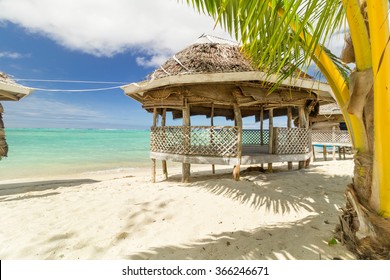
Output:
(211, 103), (215, 175)
(338, 146), (342, 160)
(323, 145), (327, 161)
(312, 145), (316, 161)
(287, 107), (293, 170)
(182, 100), (191, 183)
(151, 108), (158, 183)
(260, 106), (264, 145)
(268, 108), (274, 172)
(298, 106), (306, 169)
(260, 106), (264, 169)
(233, 104), (242, 181)
(161, 108), (168, 180)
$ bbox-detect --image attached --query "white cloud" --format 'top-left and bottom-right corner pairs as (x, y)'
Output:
(0, 51), (24, 59)
(0, 0), (231, 67)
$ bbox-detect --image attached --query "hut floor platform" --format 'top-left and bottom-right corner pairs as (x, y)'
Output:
(150, 145), (311, 166)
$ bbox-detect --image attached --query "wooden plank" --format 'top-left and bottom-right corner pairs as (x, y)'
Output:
(123, 71), (334, 100)
(150, 151), (312, 165)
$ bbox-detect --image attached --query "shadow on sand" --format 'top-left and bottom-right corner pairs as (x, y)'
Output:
(126, 167), (354, 260)
(0, 179), (99, 201)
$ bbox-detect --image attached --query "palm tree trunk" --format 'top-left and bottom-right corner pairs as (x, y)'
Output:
(338, 0), (390, 259)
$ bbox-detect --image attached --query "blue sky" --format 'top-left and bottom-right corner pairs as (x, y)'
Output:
(0, 0), (345, 129)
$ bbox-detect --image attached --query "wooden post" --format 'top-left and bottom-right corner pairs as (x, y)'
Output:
(233, 104), (242, 181)
(211, 104), (215, 174)
(287, 107), (293, 170)
(338, 146), (342, 160)
(151, 108), (158, 183)
(161, 108), (168, 180)
(260, 106), (264, 169)
(312, 145), (316, 161)
(298, 106), (306, 169)
(182, 100), (191, 183)
(268, 108), (274, 172)
(323, 145), (327, 161)
(260, 106), (264, 145)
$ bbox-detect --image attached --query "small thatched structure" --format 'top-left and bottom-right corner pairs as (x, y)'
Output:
(310, 102), (345, 130)
(0, 72), (34, 159)
(123, 35), (337, 182)
(309, 102), (351, 160)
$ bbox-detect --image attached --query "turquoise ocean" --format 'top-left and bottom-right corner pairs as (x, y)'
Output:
(0, 128), (152, 180)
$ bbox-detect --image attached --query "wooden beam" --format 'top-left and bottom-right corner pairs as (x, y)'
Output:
(233, 104), (242, 181)
(268, 108), (274, 172)
(161, 108), (168, 180)
(182, 99), (191, 183)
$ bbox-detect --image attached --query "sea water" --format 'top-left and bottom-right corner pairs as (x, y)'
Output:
(0, 128), (151, 180)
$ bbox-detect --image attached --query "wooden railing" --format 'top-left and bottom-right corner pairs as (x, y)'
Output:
(311, 130), (351, 146)
(273, 128), (311, 154)
(150, 126), (314, 158)
(150, 126), (239, 157)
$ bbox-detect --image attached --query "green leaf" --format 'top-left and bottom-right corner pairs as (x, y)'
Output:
(328, 238), (338, 245)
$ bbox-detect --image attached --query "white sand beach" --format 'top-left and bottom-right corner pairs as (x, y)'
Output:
(0, 158), (356, 260)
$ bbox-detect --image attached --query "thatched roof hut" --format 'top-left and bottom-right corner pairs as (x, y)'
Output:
(122, 35), (338, 182)
(0, 72), (33, 101)
(0, 72), (34, 159)
(310, 102), (345, 130)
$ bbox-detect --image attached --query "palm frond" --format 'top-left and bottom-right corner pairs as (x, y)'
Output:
(185, 0), (347, 87)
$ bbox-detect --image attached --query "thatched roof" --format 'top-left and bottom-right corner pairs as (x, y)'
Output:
(149, 38), (312, 80)
(0, 72), (34, 101)
(150, 43), (255, 80)
(319, 103), (342, 115)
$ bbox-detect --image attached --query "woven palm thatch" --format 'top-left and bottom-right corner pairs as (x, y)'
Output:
(0, 72), (17, 85)
(149, 43), (255, 80)
(148, 35), (312, 81)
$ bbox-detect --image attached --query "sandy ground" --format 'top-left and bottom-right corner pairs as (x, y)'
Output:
(0, 157), (356, 260)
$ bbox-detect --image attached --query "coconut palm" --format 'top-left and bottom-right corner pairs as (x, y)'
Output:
(186, 0), (390, 259)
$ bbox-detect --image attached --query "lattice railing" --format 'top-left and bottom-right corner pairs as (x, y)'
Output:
(273, 128), (311, 154)
(242, 129), (269, 145)
(150, 126), (239, 157)
(311, 130), (351, 145)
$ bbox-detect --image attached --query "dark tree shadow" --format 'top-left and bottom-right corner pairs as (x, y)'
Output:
(0, 179), (99, 201)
